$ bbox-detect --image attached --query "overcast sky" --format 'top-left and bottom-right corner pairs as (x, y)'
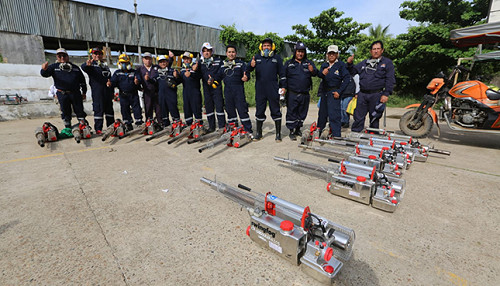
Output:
(75, 0), (417, 37)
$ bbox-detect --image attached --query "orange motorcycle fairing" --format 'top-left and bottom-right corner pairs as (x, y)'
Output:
(404, 104), (438, 123)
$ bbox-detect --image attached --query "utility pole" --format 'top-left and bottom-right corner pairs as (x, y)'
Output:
(134, 0), (142, 62)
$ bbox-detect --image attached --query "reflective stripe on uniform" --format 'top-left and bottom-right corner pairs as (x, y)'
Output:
(206, 112), (215, 117)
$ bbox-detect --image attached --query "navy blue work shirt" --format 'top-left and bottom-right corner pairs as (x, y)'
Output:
(318, 60), (350, 95)
(215, 59), (249, 86)
(41, 62), (87, 93)
(284, 58), (318, 93)
(347, 56), (395, 96)
(247, 53), (286, 87)
(109, 68), (142, 94)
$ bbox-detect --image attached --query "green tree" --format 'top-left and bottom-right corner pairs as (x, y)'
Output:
(284, 7), (370, 61)
(219, 24), (285, 61)
(394, 0), (489, 96)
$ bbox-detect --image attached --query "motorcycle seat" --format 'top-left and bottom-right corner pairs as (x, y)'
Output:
(486, 89), (500, 100)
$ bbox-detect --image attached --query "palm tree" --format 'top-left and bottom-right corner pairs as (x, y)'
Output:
(368, 24), (393, 40)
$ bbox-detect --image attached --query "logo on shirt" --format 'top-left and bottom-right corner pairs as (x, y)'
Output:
(381, 64), (386, 68)
(334, 70), (339, 75)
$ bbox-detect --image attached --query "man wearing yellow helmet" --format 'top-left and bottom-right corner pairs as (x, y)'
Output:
(107, 53), (143, 131)
(176, 51), (203, 126)
(247, 38), (286, 142)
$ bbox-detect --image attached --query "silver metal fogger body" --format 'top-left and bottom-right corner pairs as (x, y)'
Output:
(200, 177), (355, 284)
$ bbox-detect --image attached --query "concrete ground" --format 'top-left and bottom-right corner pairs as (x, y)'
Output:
(1, 105), (499, 286)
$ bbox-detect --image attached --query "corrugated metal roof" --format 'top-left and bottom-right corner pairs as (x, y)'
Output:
(0, 0), (226, 55)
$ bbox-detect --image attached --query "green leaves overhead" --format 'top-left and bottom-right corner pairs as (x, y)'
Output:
(285, 7), (370, 59)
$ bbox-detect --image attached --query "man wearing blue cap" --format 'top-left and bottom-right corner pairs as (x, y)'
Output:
(347, 40), (395, 132)
(283, 42), (318, 140)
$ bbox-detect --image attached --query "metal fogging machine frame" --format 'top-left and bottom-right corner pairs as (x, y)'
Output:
(200, 177), (355, 284)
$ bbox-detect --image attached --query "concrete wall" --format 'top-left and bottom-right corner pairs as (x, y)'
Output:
(0, 31), (45, 64)
(0, 63), (123, 121)
(0, 63), (58, 101)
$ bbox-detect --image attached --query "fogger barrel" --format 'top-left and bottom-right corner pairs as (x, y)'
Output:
(201, 177), (312, 228)
(35, 127), (45, 147)
(274, 156), (330, 174)
(198, 133), (230, 153)
(200, 177), (265, 211)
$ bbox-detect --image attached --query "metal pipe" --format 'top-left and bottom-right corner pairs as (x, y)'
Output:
(273, 156), (330, 174)
(134, 0), (141, 63)
(200, 177), (265, 210)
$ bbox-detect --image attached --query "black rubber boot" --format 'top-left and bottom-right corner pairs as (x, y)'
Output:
(289, 129), (296, 141)
(294, 126), (302, 137)
(275, 120), (282, 142)
(254, 121), (263, 140)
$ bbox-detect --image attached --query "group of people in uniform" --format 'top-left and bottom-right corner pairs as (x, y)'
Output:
(40, 38), (395, 140)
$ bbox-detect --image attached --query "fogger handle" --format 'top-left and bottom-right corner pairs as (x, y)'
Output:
(328, 158), (342, 164)
(238, 184), (251, 192)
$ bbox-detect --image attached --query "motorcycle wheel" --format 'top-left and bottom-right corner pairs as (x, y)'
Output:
(399, 109), (433, 138)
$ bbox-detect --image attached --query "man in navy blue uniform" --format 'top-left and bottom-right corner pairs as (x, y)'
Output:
(347, 40), (395, 132)
(81, 47), (115, 134)
(177, 52), (202, 126)
(41, 48), (87, 128)
(283, 42), (318, 140)
(246, 38), (286, 142)
(317, 45), (350, 137)
(198, 42), (226, 132)
(107, 54), (143, 131)
(148, 55), (181, 127)
(215, 45), (253, 134)
(137, 52), (161, 124)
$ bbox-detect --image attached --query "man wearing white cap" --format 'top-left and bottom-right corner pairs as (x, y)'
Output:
(176, 51), (203, 126)
(198, 42), (226, 132)
(317, 45), (350, 137)
(41, 48), (88, 128)
(149, 55), (181, 127)
(138, 52), (166, 124)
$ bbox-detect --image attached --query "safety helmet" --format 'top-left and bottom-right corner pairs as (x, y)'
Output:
(157, 55), (169, 61)
(118, 54), (130, 63)
(90, 47), (103, 54)
(259, 38), (276, 51)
